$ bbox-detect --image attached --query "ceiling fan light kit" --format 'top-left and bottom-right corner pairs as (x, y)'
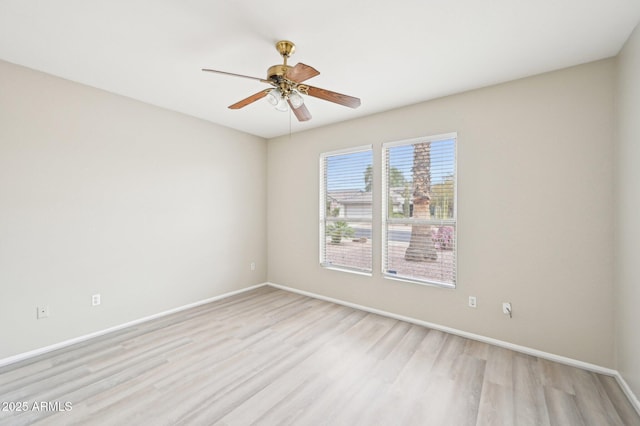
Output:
(266, 88), (289, 111)
(265, 87), (303, 112)
(202, 40), (361, 122)
(288, 90), (304, 109)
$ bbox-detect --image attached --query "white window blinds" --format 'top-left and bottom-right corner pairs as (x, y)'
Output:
(382, 134), (457, 287)
(320, 146), (373, 274)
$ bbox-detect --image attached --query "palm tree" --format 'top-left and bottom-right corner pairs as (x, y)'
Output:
(405, 142), (437, 261)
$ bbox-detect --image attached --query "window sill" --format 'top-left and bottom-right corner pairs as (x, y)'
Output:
(321, 264), (372, 277)
(383, 273), (455, 289)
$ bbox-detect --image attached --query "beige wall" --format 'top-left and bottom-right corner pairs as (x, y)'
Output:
(0, 60), (267, 359)
(268, 59), (616, 367)
(615, 23), (640, 397)
(0, 53), (622, 371)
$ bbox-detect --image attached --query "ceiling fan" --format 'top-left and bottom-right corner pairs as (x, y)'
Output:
(202, 40), (361, 122)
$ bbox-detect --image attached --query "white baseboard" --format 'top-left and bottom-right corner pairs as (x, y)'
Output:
(614, 372), (640, 416)
(267, 282), (640, 415)
(0, 282), (268, 368)
(266, 282), (615, 374)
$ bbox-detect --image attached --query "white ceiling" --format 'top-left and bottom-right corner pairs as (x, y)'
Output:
(1, 1), (639, 139)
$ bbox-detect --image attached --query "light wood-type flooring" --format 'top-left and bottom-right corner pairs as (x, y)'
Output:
(1, 286), (638, 425)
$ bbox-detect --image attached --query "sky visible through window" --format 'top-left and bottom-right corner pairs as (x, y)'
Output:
(326, 139), (455, 191)
(326, 150), (372, 191)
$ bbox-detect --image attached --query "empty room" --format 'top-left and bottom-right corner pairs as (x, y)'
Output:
(1, 1), (640, 425)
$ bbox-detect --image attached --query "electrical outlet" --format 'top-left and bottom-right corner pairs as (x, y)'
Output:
(468, 296), (477, 308)
(250, 262), (256, 271)
(37, 305), (50, 319)
(92, 294), (101, 306)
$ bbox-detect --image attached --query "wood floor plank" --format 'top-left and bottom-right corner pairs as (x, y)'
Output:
(544, 386), (586, 426)
(512, 353), (552, 426)
(476, 381), (514, 426)
(1, 287), (638, 426)
(483, 345), (514, 388)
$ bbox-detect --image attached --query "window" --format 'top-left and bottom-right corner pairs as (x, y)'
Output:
(382, 134), (457, 287)
(320, 146), (373, 274)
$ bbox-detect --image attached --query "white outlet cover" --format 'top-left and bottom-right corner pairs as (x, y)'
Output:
(468, 296), (477, 308)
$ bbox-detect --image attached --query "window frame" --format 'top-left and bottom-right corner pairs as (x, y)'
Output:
(319, 145), (373, 275)
(381, 133), (458, 288)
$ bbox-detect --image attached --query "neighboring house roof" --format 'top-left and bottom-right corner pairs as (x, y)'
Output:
(328, 188), (409, 205)
(328, 190), (372, 205)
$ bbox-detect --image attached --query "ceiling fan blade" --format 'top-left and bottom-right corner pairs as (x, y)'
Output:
(229, 90), (269, 109)
(202, 68), (270, 84)
(285, 63), (320, 83)
(288, 101), (312, 122)
(304, 85), (361, 108)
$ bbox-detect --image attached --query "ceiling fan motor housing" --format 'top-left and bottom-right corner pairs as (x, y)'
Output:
(267, 64), (289, 82)
(267, 64), (298, 96)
